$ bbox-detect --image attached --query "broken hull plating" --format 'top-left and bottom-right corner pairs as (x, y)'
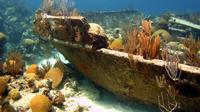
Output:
(52, 39), (200, 112)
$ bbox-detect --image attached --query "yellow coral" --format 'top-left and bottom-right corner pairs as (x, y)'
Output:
(44, 67), (64, 89)
(8, 89), (21, 100)
(30, 95), (52, 112)
(109, 38), (124, 50)
(26, 64), (38, 74)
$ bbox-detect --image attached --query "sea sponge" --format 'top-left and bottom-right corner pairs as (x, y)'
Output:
(26, 64), (38, 74)
(44, 67), (64, 89)
(109, 38), (123, 50)
(24, 73), (39, 81)
(8, 89), (21, 100)
(30, 94), (52, 112)
(0, 76), (9, 96)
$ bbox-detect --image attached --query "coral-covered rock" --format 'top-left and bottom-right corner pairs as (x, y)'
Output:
(44, 67), (64, 89)
(29, 94), (52, 112)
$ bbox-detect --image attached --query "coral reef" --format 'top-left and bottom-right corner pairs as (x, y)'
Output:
(29, 94), (52, 112)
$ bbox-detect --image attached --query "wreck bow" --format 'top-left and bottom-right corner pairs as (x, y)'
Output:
(33, 11), (200, 112)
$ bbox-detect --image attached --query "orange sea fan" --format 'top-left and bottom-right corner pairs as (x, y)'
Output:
(141, 20), (152, 36)
(149, 35), (161, 59)
(124, 19), (160, 59)
(124, 28), (140, 54)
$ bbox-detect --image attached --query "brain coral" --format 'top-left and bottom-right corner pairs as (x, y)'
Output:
(30, 94), (52, 112)
(44, 67), (64, 89)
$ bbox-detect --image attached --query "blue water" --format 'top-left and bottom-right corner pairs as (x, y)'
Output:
(25, 0), (200, 14)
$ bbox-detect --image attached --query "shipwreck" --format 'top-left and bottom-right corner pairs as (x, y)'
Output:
(33, 10), (200, 112)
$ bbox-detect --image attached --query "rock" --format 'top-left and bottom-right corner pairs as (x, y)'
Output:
(29, 95), (52, 112)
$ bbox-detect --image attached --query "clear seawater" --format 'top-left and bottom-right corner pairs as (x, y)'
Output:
(0, 0), (200, 112)
(26, 0), (200, 14)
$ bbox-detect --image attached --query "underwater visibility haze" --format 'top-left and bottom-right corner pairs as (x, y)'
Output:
(0, 0), (200, 112)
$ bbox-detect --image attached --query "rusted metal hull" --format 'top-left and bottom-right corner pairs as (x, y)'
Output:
(52, 39), (200, 112)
